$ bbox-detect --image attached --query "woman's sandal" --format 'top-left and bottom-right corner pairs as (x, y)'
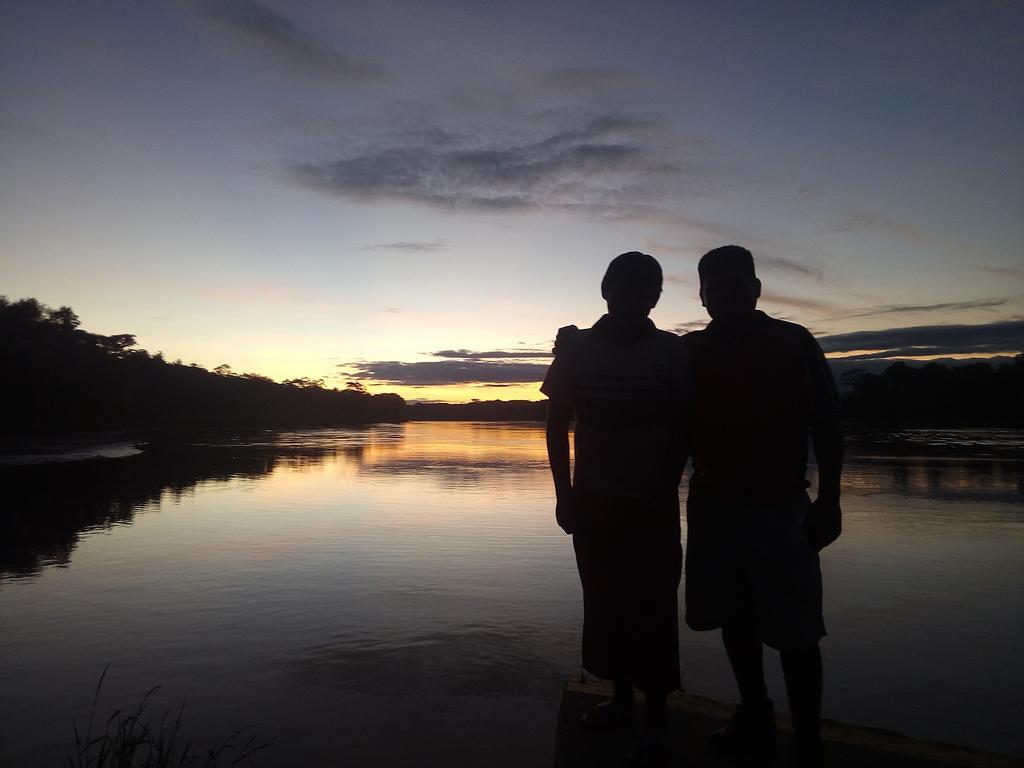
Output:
(580, 700), (635, 731)
(625, 733), (671, 766)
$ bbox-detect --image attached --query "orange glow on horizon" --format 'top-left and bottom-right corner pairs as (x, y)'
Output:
(825, 351), (1015, 362)
(362, 381), (545, 404)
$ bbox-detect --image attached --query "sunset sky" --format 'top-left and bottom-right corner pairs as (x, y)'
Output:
(2, 1), (1022, 402)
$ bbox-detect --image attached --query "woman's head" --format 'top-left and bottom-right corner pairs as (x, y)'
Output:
(601, 251), (663, 318)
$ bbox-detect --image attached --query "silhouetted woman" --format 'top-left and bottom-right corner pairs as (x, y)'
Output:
(542, 251), (688, 766)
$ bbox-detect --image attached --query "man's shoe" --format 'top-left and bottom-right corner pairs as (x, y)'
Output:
(791, 735), (825, 768)
(711, 698), (778, 758)
(625, 732), (671, 767)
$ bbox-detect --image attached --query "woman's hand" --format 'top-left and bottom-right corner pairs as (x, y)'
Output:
(555, 488), (579, 535)
(805, 495), (841, 550)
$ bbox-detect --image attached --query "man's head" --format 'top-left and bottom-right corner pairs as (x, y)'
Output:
(698, 245), (760, 323)
(601, 251), (663, 319)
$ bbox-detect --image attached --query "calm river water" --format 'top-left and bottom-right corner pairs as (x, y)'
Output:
(1, 422), (1022, 765)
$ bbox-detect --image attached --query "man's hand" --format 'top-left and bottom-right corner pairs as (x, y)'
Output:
(805, 496), (841, 551)
(552, 325), (579, 356)
(555, 489), (579, 535)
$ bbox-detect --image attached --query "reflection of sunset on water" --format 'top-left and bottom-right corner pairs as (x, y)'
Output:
(258, 423), (1024, 504)
(2, 424), (1022, 766)
(254, 423), (557, 528)
(826, 459), (1023, 501)
(264, 422), (553, 486)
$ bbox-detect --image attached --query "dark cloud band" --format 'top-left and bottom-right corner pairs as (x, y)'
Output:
(343, 360), (550, 386)
(431, 349), (552, 360)
(832, 298), (1007, 320)
(347, 321), (1022, 386)
(818, 320), (1024, 359)
(361, 241), (445, 252)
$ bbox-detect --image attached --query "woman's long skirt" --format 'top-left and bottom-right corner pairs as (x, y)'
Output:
(572, 490), (683, 694)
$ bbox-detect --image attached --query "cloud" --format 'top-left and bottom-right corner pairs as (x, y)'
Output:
(979, 266), (1024, 279)
(535, 66), (637, 91)
(644, 239), (823, 280)
(831, 211), (930, 246)
(664, 274), (692, 286)
(194, 0), (385, 82)
(345, 321), (1024, 386)
(361, 241), (445, 252)
(759, 291), (834, 313)
(644, 240), (693, 257)
(292, 113), (685, 215)
(672, 320), (707, 334)
(343, 359), (550, 386)
(431, 349), (553, 360)
(830, 297), (1008, 320)
(346, 347), (556, 385)
(818, 320), (1024, 359)
(756, 255), (824, 281)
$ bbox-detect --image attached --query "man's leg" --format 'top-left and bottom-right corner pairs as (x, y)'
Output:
(712, 622), (777, 757)
(780, 643), (824, 764)
(776, 491), (826, 765)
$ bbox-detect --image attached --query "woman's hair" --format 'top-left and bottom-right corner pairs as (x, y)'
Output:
(601, 251), (663, 303)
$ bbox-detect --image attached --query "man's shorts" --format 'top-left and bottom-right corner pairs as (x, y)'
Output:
(684, 490), (826, 649)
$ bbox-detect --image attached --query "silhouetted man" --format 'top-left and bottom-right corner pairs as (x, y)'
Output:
(684, 245), (842, 768)
(543, 252), (688, 766)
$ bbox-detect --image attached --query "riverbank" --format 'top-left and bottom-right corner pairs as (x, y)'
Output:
(557, 680), (1024, 767)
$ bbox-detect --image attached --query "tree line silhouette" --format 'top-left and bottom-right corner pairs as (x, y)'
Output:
(840, 357), (1023, 428)
(407, 399), (547, 421)
(1, 297), (404, 433)
(3, 296), (1021, 433)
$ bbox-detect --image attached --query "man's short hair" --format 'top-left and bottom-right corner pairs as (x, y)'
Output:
(601, 251), (663, 300)
(698, 245), (756, 285)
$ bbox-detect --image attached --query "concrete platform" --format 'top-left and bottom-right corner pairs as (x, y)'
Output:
(554, 679), (1023, 767)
